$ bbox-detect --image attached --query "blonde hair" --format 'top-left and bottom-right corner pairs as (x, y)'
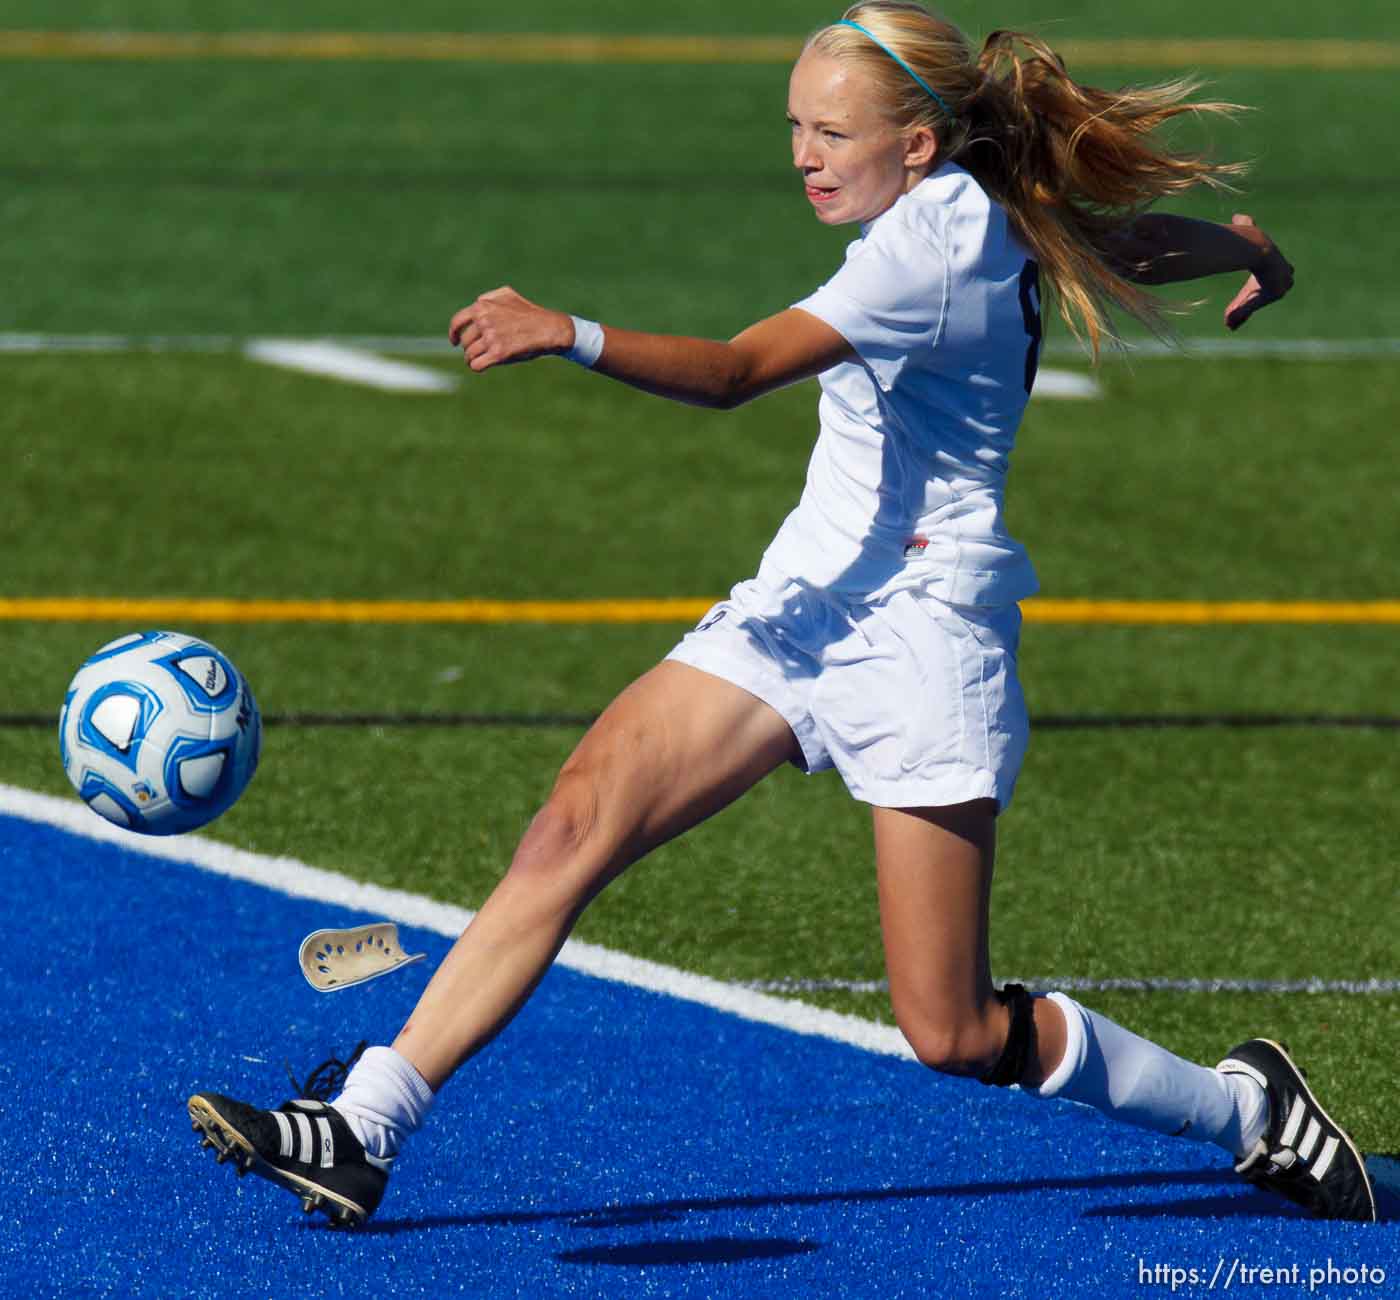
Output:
(806, 1), (1246, 353)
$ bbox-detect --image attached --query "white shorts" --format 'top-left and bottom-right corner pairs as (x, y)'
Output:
(666, 560), (1029, 811)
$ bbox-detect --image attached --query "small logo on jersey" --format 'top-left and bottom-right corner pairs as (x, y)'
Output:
(903, 536), (929, 559)
(695, 609), (728, 633)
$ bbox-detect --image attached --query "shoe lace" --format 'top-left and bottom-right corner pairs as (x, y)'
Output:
(285, 1040), (368, 1102)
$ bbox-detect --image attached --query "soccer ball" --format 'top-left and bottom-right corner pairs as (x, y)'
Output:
(59, 630), (261, 835)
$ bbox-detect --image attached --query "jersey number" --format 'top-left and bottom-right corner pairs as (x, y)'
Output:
(1018, 260), (1042, 395)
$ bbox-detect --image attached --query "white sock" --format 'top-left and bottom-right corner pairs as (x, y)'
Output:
(1028, 993), (1269, 1158)
(330, 1046), (435, 1160)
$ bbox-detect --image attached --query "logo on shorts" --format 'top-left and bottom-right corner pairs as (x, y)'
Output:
(695, 609), (728, 633)
(903, 536), (930, 559)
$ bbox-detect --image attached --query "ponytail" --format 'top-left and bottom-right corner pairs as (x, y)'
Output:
(956, 30), (1244, 351)
(810, 4), (1247, 353)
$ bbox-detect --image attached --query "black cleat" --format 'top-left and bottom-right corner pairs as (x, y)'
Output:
(188, 1092), (391, 1227)
(1217, 1038), (1376, 1223)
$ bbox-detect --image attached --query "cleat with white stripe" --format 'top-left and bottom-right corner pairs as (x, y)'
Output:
(1218, 1038), (1376, 1222)
(187, 1092), (391, 1226)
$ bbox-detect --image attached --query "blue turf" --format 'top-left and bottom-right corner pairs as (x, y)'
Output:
(2, 813), (1396, 1298)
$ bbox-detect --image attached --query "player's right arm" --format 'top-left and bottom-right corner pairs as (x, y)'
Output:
(448, 288), (854, 410)
(1100, 212), (1295, 331)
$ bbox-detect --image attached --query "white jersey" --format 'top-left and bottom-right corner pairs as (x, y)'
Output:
(761, 162), (1041, 607)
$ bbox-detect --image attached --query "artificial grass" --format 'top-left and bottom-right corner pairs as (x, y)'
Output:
(5, 0), (1397, 42)
(0, 52), (1395, 338)
(5, 356), (1400, 602)
(5, 715), (1395, 1147)
(4, 0), (1396, 1168)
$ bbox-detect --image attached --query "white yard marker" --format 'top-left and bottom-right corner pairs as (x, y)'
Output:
(1033, 368), (1100, 399)
(242, 340), (457, 393)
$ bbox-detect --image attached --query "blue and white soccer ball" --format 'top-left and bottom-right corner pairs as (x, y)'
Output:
(59, 631), (261, 835)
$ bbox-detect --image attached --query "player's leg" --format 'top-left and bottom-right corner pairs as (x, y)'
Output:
(875, 799), (1265, 1126)
(872, 800), (1066, 1083)
(189, 659), (801, 1222)
(875, 801), (1375, 1221)
(390, 658), (802, 1088)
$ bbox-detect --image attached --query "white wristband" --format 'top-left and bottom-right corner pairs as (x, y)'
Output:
(565, 315), (605, 368)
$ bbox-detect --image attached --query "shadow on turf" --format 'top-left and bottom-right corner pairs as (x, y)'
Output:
(1089, 1155), (1400, 1223)
(556, 1237), (821, 1267)
(345, 1166), (1256, 1237)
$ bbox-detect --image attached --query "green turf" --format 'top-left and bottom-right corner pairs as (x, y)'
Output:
(3, 0), (1397, 1157)
(6, 722), (1398, 980)
(1, 53), (1396, 337)
(5, 714), (1397, 1150)
(6, 621), (1400, 721)
(796, 987), (1400, 1154)
(4, 356), (1399, 600)
(6, 0), (1398, 39)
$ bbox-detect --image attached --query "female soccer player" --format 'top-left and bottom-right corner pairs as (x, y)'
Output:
(189, 2), (1374, 1225)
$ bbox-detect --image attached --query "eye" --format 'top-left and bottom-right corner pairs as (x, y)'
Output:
(822, 129), (846, 142)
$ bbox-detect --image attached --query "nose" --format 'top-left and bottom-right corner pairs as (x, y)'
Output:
(791, 129), (821, 173)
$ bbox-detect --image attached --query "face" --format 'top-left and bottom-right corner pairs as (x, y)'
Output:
(787, 51), (936, 227)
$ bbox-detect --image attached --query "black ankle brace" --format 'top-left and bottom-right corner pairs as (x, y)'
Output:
(978, 983), (1036, 1087)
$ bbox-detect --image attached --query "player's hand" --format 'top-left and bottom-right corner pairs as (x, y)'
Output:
(1223, 214), (1294, 331)
(448, 287), (575, 372)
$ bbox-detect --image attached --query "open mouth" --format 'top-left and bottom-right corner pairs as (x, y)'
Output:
(805, 185), (839, 203)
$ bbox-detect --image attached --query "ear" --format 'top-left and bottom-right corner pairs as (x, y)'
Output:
(904, 124), (939, 170)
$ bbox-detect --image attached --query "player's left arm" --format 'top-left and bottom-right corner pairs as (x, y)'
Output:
(1101, 212), (1294, 330)
(449, 288), (855, 409)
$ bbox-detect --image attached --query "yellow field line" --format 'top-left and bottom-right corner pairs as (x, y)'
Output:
(1, 32), (1398, 69)
(1, 32), (800, 62)
(3, 598), (1400, 626)
(1028, 600), (1400, 625)
(0, 598), (710, 625)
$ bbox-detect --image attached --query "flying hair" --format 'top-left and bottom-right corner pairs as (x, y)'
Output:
(806, 1), (1248, 354)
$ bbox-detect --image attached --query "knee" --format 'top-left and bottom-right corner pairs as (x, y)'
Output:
(506, 768), (609, 888)
(898, 1011), (1005, 1078)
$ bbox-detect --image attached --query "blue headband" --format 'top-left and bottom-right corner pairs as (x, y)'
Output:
(836, 19), (955, 120)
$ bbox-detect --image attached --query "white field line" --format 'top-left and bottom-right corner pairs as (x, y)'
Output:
(4, 782), (1392, 1033)
(1047, 337), (1400, 360)
(0, 782), (912, 1059)
(748, 976), (1400, 996)
(4, 332), (1399, 362)
(1032, 370), (1098, 399)
(334, 335), (1400, 361)
(243, 340), (457, 393)
(0, 331), (1097, 399)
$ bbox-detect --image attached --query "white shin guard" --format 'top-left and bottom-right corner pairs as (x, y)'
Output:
(1027, 993), (1267, 1158)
